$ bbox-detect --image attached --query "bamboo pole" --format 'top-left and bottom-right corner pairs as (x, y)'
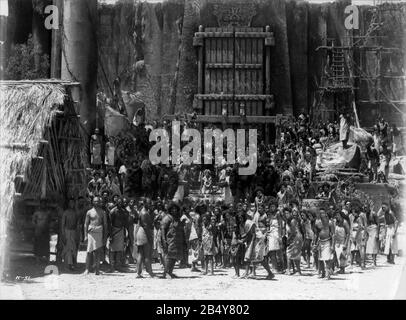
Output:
(352, 101), (360, 128)
(0, 143), (29, 150)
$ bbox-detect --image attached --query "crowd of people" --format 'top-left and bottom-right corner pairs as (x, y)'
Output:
(31, 112), (403, 281)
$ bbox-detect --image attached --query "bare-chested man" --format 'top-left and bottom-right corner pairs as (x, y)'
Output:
(61, 199), (79, 271)
(315, 210), (335, 279)
(137, 199), (155, 278)
(32, 200), (51, 263)
(84, 197), (107, 275)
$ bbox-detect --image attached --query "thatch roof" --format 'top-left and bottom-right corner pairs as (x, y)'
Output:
(0, 80), (81, 278)
(0, 82), (66, 157)
(0, 80), (68, 217)
(0, 80), (84, 276)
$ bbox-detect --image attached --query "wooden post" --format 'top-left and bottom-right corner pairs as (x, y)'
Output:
(41, 162), (47, 199)
(51, 0), (63, 78)
(0, 8), (7, 80)
(61, 0), (98, 138)
(193, 25), (204, 114)
(264, 26), (274, 144)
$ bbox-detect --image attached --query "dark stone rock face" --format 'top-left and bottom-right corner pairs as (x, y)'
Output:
(95, 0), (405, 125)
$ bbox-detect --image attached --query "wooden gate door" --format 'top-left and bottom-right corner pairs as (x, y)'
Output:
(193, 26), (276, 143)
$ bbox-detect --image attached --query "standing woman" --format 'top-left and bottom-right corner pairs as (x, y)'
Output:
(383, 202), (399, 264)
(334, 212), (350, 274)
(241, 210), (275, 280)
(160, 202), (186, 278)
(266, 200), (284, 272)
(201, 214), (217, 275)
(285, 210), (304, 275)
(365, 206), (379, 266)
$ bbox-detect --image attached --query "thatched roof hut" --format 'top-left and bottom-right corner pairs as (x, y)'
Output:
(0, 80), (88, 279)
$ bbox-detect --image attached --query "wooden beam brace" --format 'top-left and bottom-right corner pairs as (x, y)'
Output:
(206, 63), (263, 69)
(163, 115), (279, 124)
(194, 31), (234, 38)
(195, 94), (274, 101)
(235, 32), (273, 38)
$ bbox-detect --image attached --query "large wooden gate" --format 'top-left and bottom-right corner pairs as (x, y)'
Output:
(193, 26), (277, 143)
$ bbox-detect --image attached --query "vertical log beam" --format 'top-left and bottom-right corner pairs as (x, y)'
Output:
(193, 25), (204, 114)
(61, 0), (98, 138)
(264, 26), (274, 144)
(50, 0), (62, 78)
(0, 7), (7, 80)
(176, 0), (198, 114)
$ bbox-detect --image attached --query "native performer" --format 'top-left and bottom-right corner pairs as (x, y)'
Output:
(153, 203), (165, 266)
(377, 144), (391, 183)
(349, 207), (367, 269)
(84, 197), (108, 275)
(285, 208), (304, 275)
(365, 206), (379, 266)
(61, 199), (79, 271)
(315, 210), (335, 279)
(180, 207), (192, 268)
(108, 197), (129, 272)
(189, 206), (202, 272)
(125, 199), (137, 264)
(277, 176), (294, 208)
(201, 169), (212, 195)
(32, 200), (51, 263)
(334, 212), (350, 274)
(266, 200), (284, 272)
(365, 143), (379, 183)
(201, 214), (218, 275)
(90, 128), (103, 168)
(339, 113), (350, 149)
(229, 210), (245, 278)
(160, 202), (186, 278)
(382, 202), (398, 264)
(136, 199), (155, 278)
(219, 167), (234, 205)
(241, 207), (275, 280)
(158, 165), (171, 200)
(301, 210), (314, 269)
(220, 204), (237, 268)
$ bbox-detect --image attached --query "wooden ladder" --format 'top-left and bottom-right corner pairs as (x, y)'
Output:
(331, 46), (346, 87)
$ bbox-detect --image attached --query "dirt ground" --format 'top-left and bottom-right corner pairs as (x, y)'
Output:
(1, 251), (405, 300)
